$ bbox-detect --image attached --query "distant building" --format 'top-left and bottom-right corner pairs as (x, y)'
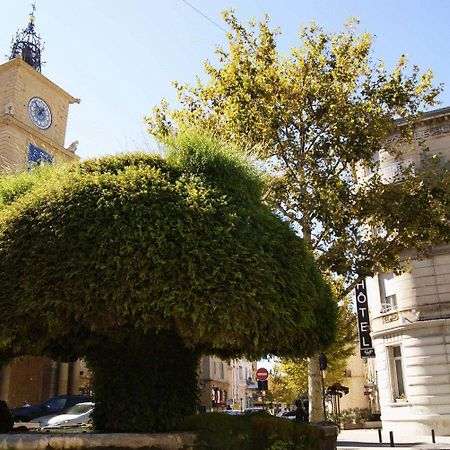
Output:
(198, 356), (256, 411)
(338, 343), (374, 413)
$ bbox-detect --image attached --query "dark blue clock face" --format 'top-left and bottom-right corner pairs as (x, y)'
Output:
(28, 97), (52, 129)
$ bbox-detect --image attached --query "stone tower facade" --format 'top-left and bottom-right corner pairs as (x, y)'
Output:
(0, 56), (79, 172)
(0, 10), (83, 408)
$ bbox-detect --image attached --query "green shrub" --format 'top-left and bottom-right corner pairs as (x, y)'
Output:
(183, 413), (322, 450)
(0, 132), (336, 432)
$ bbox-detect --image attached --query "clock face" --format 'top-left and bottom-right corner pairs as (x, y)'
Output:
(28, 97), (52, 130)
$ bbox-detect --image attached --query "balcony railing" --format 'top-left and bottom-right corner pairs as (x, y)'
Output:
(380, 303), (398, 314)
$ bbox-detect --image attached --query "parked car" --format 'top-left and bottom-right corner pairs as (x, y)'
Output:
(11, 395), (92, 422)
(30, 402), (94, 429)
(222, 409), (242, 415)
(277, 410), (296, 420)
(243, 407), (269, 415)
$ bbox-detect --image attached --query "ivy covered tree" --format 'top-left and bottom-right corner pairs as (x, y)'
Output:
(0, 132), (336, 432)
(147, 12), (449, 421)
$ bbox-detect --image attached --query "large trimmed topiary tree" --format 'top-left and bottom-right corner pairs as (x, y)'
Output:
(0, 133), (336, 432)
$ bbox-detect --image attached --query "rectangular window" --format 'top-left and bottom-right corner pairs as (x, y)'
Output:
(220, 362), (224, 379)
(389, 346), (405, 400)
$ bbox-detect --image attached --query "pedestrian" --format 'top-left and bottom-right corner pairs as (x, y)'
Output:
(302, 398), (309, 422)
(294, 398), (305, 422)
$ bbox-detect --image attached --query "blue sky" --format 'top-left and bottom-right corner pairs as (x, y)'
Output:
(2, 1), (450, 160)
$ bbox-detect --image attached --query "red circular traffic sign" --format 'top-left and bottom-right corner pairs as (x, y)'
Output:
(256, 367), (269, 381)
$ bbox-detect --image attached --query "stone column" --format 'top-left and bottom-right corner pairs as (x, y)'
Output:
(68, 360), (81, 394)
(56, 362), (69, 395)
(0, 365), (11, 402)
(48, 360), (59, 397)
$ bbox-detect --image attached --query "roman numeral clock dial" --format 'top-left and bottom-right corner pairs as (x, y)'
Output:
(28, 97), (52, 129)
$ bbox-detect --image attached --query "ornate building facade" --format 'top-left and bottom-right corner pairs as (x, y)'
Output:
(365, 107), (450, 434)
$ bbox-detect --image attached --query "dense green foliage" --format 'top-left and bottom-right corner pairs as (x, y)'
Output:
(0, 164), (56, 210)
(0, 133), (336, 431)
(183, 413), (323, 450)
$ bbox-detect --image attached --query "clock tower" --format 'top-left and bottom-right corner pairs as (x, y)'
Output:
(0, 6), (79, 173)
(0, 7), (83, 408)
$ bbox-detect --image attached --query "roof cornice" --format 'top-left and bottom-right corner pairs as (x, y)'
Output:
(395, 106), (450, 127)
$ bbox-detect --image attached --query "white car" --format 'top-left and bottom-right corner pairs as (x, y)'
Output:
(30, 402), (94, 429)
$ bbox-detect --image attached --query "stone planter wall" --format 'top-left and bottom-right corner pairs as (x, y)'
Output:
(0, 432), (196, 450)
(309, 424), (339, 450)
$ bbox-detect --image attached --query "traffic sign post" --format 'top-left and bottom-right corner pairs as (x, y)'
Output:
(256, 367), (269, 394)
(256, 367), (269, 381)
(257, 380), (268, 391)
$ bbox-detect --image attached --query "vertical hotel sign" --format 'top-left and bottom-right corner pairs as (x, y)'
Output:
(355, 279), (375, 358)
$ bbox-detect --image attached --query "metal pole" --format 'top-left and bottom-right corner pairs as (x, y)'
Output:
(378, 429), (382, 443)
(321, 370), (326, 422)
(389, 431), (395, 447)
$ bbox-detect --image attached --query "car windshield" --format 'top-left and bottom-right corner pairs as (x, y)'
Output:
(64, 404), (93, 415)
(43, 398), (66, 410)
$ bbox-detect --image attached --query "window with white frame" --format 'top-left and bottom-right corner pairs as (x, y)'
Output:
(380, 273), (398, 313)
(389, 346), (406, 400)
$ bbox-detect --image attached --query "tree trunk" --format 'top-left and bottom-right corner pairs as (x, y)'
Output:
(86, 328), (200, 432)
(308, 355), (325, 423)
(303, 221), (325, 423)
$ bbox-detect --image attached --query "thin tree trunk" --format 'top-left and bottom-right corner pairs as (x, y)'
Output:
(303, 219), (325, 423)
(308, 355), (325, 422)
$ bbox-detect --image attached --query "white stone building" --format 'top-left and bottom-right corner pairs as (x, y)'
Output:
(365, 107), (450, 434)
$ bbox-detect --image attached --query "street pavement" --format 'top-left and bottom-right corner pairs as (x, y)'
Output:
(338, 429), (450, 450)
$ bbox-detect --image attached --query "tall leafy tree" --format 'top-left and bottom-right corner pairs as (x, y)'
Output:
(271, 294), (357, 405)
(0, 132), (336, 432)
(147, 12), (449, 421)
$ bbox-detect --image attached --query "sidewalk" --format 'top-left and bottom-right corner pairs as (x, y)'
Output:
(337, 429), (450, 450)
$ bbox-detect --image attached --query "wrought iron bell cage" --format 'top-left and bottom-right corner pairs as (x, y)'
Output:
(9, 5), (43, 72)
